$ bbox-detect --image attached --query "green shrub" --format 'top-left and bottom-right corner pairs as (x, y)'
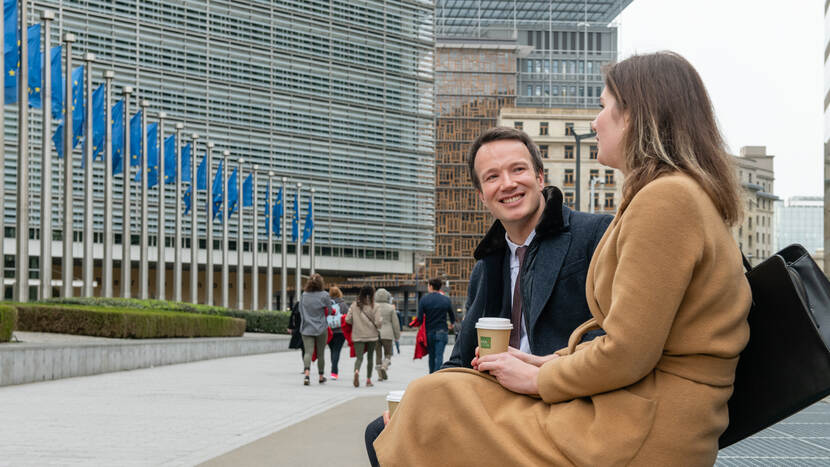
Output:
(15, 304), (245, 338)
(35, 297), (290, 334)
(0, 305), (17, 342)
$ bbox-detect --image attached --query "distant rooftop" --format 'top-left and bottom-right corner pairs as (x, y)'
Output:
(436, 0), (633, 38)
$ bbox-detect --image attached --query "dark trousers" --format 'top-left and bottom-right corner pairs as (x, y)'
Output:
(427, 330), (448, 374)
(365, 415), (384, 467)
(328, 332), (345, 375)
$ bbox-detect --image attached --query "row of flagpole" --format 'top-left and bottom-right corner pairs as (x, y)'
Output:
(6, 1), (316, 310)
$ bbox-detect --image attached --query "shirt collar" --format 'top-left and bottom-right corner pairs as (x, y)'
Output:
(505, 229), (536, 256)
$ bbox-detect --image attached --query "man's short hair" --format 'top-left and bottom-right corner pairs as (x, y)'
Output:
(467, 127), (544, 190)
(428, 278), (443, 291)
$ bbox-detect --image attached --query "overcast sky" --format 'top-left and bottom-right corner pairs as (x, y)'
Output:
(613, 0), (823, 200)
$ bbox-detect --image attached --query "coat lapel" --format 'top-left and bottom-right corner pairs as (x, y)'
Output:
(481, 252), (507, 319)
(525, 230), (571, 337)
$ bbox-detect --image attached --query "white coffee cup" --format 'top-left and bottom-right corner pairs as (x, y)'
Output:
(386, 390), (405, 418)
(475, 317), (513, 357)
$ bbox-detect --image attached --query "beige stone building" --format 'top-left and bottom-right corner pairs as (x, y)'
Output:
(732, 146), (777, 266)
(498, 107), (623, 214)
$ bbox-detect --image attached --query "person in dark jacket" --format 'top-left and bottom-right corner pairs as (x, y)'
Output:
(288, 301), (304, 356)
(364, 127), (613, 466)
(417, 279), (456, 374)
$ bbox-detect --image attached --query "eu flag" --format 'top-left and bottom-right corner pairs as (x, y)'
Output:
(52, 121), (64, 158)
(181, 143), (192, 183)
(27, 24), (40, 108)
(50, 45), (62, 119)
(196, 153), (207, 189)
(163, 134), (176, 184)
(91, 83), (105, 160)
(291, 196), (299, 243)
(129, 110), (141, 167)
(272, 187), (283, 237)
(264, 190), (270, 235)
(70, 66), (84, 147)
(111, 100), (124, 175)
(242, 173), (253, 207)
(226, 168), (239, 219)
(135, 122), (158, 188)
(4, 0), (17, 104)
(183, 184), (193, 215)
(302, 199), (313, 245)
(211, 160), (223, 220)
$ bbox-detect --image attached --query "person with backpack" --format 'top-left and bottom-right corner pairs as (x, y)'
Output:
(327, 286), (348, 381)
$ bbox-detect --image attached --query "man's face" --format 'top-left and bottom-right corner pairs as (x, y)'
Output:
(474, 139), (544, 227)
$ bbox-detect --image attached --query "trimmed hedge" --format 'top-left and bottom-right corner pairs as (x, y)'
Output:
(35, 297), (290, 334)
(15, 304), (245, 338)
(0, 304), (16, 342)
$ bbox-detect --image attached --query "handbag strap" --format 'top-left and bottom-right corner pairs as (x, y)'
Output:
(567, 317), (600, 354)
(741, 253), (752, 273)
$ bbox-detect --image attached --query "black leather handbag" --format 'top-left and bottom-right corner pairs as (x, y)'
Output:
(719, 244), (830, 448)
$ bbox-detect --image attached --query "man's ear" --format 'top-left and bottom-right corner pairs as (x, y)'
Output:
(477, 189), (484, 204)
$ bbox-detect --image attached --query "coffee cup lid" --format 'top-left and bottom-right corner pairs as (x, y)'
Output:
(475, 317), (513, 330)
(386, 390), (405, 402)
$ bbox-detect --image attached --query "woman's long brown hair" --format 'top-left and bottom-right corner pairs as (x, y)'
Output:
(605, 52), (742, 225)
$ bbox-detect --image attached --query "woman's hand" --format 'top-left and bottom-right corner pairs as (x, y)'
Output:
(382, 410), (390, 426)
(477, 351), (540, 395)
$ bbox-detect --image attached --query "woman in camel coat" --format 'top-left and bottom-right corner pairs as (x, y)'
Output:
(373, 52), (752, 466)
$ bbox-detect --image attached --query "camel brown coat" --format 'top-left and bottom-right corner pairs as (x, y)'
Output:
(375, 174), (752, 466)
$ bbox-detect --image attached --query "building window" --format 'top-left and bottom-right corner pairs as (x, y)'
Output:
(564, 169), (574, 186)
(604, 170), (614, 185)
(539, 145), (549, 158)
(564, 145), (574, 159)
(589, 145), (598, 159)
(593, 192), (600, 209)
(565, 122), (574, 136)
(564, 192), (575, 208)
(535, 85), (542, 96)
(589, 169), (599, 182)
(539, 122), (549, 136)
(514, 121), (523, 131)
(527, 85), (532, 96)
(604, 193), (615, 209)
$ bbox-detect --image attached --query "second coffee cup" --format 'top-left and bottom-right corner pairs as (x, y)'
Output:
(475, 317), (513, 357)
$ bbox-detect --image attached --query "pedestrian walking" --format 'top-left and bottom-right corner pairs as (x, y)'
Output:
(327, 286), (347, 381)
(288, 301), (304, 360)
(299, 273), (332, 386)
(346, 285), (382, 387)
(374, 288), (401, 381)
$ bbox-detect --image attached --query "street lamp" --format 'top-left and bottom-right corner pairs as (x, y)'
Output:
(589, 176), (603, 214)
(573, 130), (596, 211)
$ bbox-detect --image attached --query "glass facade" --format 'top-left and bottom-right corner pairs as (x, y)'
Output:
(775, 197), (823, 255)
(7, 0), (435, 259)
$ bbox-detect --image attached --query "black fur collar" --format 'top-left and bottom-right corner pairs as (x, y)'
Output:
(473, 186), (566, 260)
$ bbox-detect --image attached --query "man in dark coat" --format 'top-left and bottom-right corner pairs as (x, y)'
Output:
(364, 127), (612, 466)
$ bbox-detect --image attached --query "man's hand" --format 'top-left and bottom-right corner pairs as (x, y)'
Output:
(477, 351), (540, 395)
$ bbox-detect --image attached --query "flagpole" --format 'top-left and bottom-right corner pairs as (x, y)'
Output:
(266, 172), (273, 311)
(222, 150), (229, 308)
(190, 134), (199, 303)
(61, 33), (76, 298)
(156, 112), (166, 300)
(81, 53), (94, 298)
(121, 86), (132, 298)
(0, 0), (5, 300)
(40, 10), (55, 300)
(206, 140), (214, 306)
(103, 69), (114, 298)
(295, 182), (302, 307)
(251, 165), (258, 311)
(15, 1), (30, 302)
(139, 99), (149, 300)
(310, 188), (315, 276)
(281, 176), (287, 311)
(174, 122), (183, 302)
(236, 158), (244, 310)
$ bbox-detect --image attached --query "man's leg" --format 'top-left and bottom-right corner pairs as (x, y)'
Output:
(432, 331), (448, 373)
(426, 330), (437, 373)
(365, 416), (384, 467)
(329, 333), (344, 376)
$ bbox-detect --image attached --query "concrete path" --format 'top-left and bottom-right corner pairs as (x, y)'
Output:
(0, 343), (442, 466)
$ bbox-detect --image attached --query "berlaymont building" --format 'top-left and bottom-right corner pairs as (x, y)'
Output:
(3, 0), (435, 307)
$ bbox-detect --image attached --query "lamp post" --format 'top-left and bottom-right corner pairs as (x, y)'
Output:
(572, 130), (595, 211)
(588, 176), (602, 214)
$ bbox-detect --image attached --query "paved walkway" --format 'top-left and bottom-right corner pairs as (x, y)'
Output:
(1, 338), (829, 466)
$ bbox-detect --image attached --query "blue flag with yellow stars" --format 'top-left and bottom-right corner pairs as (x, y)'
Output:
(226, 168), (239, 219)
(180, 143), (192, 183)
(4, 0), (17, 104)
(134, 122), (158, 188)
(211, 159), (224, 220)
(70, 66), (84, 147)
(164, 134), (176, 184)
(291, 195), (299, 243)
(183, 184), (193, 216)
(111, 100), (124, 175)
(302, 199), (313, 245)
(50, 45), (62, 120)
(129, 110), (142, 167)
(91, 83), (105, 161)
(27, 24), (40, 108)
(272, 187), (283, 237)
(242, 173), (253, 208)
